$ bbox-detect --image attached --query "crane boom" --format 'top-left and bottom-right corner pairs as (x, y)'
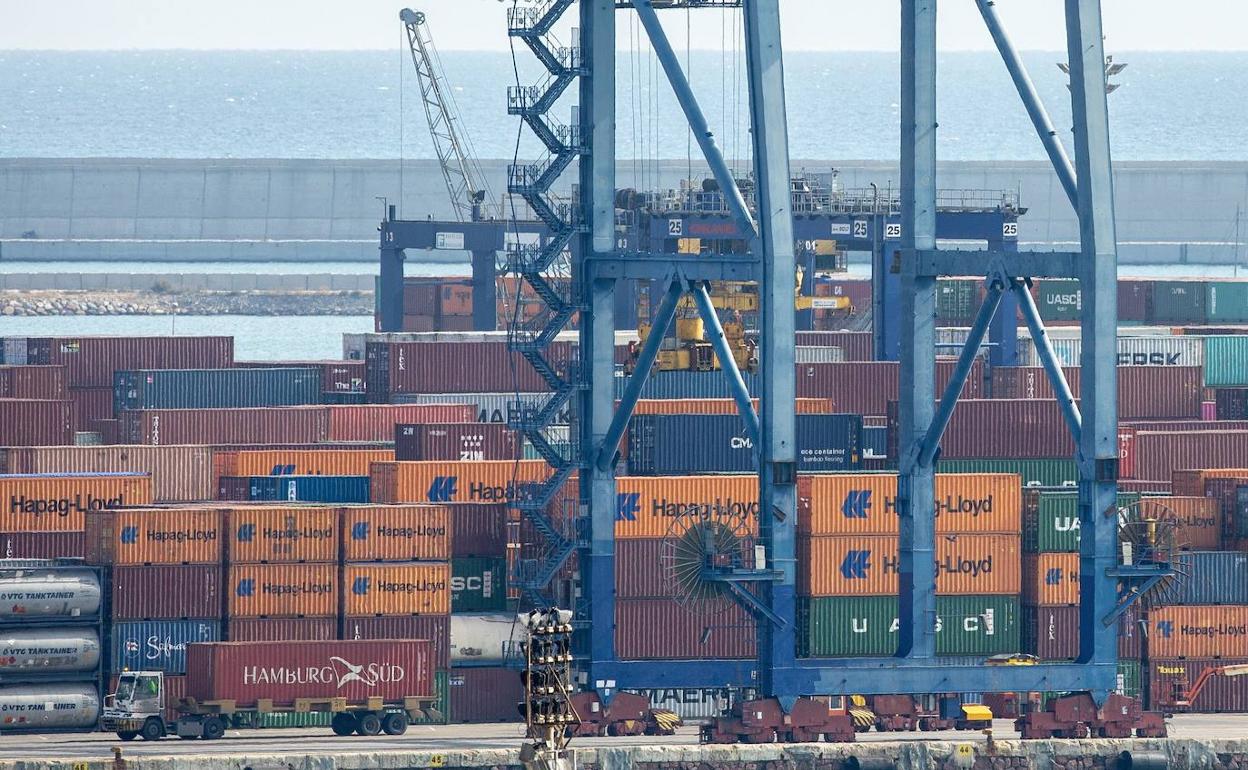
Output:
(400, 8), (492, 222)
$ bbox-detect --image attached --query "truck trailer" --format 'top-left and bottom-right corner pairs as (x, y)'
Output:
(101, 639), (438, 741)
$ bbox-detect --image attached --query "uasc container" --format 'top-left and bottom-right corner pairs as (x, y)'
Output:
(0, 473), (153, 533)
(451, 557), (507, 613)
(226, 507), (339, 564)
(227, 563), (337, 618)
(340, 505), (451, 562)
(85, 508), (222, 565)
(799, 595), (1020, 657)
(342, 562), (451, 616)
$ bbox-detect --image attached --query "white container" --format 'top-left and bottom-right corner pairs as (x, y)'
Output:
(0, 684), (100, 730)
(449, 612), (516, 664)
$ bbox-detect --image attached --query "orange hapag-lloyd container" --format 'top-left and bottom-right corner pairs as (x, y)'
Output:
(226, 563), (338, 618)
(1150, 605), (1248, 659)
(342, 562), (451, 616)
(225, 507), (339, 564)
(369, 460), (561, 504)
(1170, 468), (1248, 497)
(216, 449), (395, 480)
(799, 473), (1021, 536)
(1022, 553), (1080, 606)
(798, 533), (1020, 597)
(340, 505), (451, 562)
(84, 508), (222, 565)
(629, 398), (835, 415)
(0, 473), (154, 532)
(615, 475), (760, 539)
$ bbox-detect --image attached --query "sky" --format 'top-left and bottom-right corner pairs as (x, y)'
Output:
(0, 0), (1242, 52)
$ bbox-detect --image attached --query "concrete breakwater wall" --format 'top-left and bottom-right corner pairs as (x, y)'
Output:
(2, 158), (1247, 264)
(0, 272), (375, 292)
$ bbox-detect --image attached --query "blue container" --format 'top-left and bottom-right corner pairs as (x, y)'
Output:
(615, 370), (760, 400)
(111, 619), (221, 675)
(862, 426), (888, 458)
(114, 367), (322, 411)
(247, 475), (371, 503)
(1170, 551), (1248, 605)
(627, 413), (861, 475)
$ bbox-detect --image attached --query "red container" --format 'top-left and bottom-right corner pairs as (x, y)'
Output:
(1118, 280), (1151, 323)
(449, 667), (524, 723)
(1024, 604), (1144, 660)
(327, 404), (476, 442)
(991, 367), (1201, 420)
(226, 618), (337, 643)
(796, 360), (982, 417)
(793, 331), (874, 361)
(1124, 420), (1248, 432)
(185, 639), (435, 706)
(616, 599), (755, 659)
(111, 565), (222, 620)
(891, 399), (1075, 459)
(450, 504), (507, 558)
(395, 423), (521, 462)
(90, 419), (121, 444)
(0, 531), (84, 559)
(365, 340), (573, 398)
(1131, 431), (1248, 482)
(25, 336), (234, 388)
(1119, 479), (1172, 495)
(340, 615), (451, 669)
(216, 476), (250, 501)
(69, 386), (114, 429)
(0, 366), (66, 399)
(0, 400), (73, 445)
(120, 407), (329, 445)
(615, 539), (672, 598)
(1150, 658), (1248, 712)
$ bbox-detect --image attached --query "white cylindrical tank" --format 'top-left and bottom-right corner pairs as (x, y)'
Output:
(449, 613), (516, 664)
(0, 684), (100, 730)
(0, 568), (101, 619)
(0, 629), (100, 673)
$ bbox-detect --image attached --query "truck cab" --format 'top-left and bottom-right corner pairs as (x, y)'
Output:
(102, 670), (169, 741)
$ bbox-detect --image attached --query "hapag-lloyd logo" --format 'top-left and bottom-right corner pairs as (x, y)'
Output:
(241, 656), (406, 689)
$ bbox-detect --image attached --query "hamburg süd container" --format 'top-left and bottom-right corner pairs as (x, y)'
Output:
(121, 406), (330, 446)
(226, 617), (337, 643)
(0, 531), (84, 560)
(798, 534), (1021, 596)
(368, 460), (558, 505)
(184, 639), (435, 707)
(1150, 605), (1248, 659)
(113, 367), (323, 411)
(227, 563), (337, 618)
(84, 508), (222, 565)
(0, 628), (100, 673)
(111, 565), (221, 620)
(343, 614), (450, 669)
(341, 562), (451, 616)
(0, 684), (100, 731)
(0, 400), (73, 446)
(616, 598), (755, 660)
(1, 445), (214, 503)
(1021, 553), (1079, 606)
(395, 423), (521, 462)
(799, 595), (1020, 657)
(340, 505), (451, 562)
(225, 507), (339, 564)
(799, 472), (1021, 536)
(111, 620), (221, 675)
(451, 557), (506, 612)
(614, 475), (759, 540)
(0, 473), (153, 532)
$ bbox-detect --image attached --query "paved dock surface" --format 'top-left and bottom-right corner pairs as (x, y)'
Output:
(0, 715), (1243, 761)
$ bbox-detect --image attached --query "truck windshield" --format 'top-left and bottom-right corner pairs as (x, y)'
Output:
(116, 676), (136, 701)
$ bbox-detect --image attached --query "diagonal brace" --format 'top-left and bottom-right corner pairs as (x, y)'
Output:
(689, 281), (761, 449)
(1013, 279), (1083, 445)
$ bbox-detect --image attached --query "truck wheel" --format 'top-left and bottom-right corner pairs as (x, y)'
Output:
(331, 713), (358, 736)
(355, 712), (382, 736)
(382, 712), (408, 736)
(140, 718), (165, 741)
(202, 718), (226, 741)
(117, 731), (138, 742)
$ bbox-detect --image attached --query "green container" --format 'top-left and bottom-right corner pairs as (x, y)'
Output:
(1116, 659), (1141, 700)
(801, 595), (1020, 658)
(452, 557), (508, 612)
(1023, 491), (1140, 553)
(937, 279), (981, 323)
(1151, 281), (1208, 324)
(255, 711), (333, 728)
(937, 458), (1078, 488)
(1037, 280), (1082, 321)
(412, 670), (450, 725)
(1208, 282), (1248, 323)
(1205, 336), (1248, 387)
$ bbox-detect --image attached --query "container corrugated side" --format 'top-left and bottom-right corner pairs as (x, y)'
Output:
(226, 563), (337, 618)
(1150, 605), (1248, 658)
(799, 534), (1021, 596)
(0, 473), (153, 532)
(121, 407), (330, 445)
(368, 460), (557, 505)
(1021, 553), (1079, 606)
(616, 599), (754, 659)
(0, 366), (66, 399)
(114, 367), (322, 410)
(628, 414), (861, 475)
(1168, 551), (1248, 606)
(451, 557), (507, 612)
(85, 508), (221, 565)
(1132, 431), (1248, 481)
(937, 458), (1077, 488)
(1150, 658), (1248, 712)
(185, 639), (434, 706)
(1022, 605), (1079, 659)
(393, 392), (572, 425)
(615, 475), (759, 539)
(615, 538), (750, 598)
(0, 400), (73, 446)
(800, 595), (1020, 657)
(111, 619), (221, 675)
(1205, 336), (1248, 387)
(1171, 468), (1248, 497)
(630, 398), (835, 415)
(244, 475), (369, 504)
(799, 473), (1020, 536)
(1139, 496), (1222, 550)
(28, 336), (234, 388)
(1022, 491), (1139, 552)
(327, 404), (476, 442)
(341, 614), (450, 669)
(226, 617), (337, 643)
(1208, 282), (1248, 323)
(4, 445), (214, 503)
(449, 503), (507, 558)
(342, 562), (451, 616)
(448, 667), (524, 723)
(340, 505), (451, 562)
(0, 531), (84, 559)
(111, 565), (221, 620)
(215, 449), (394, 480)
(225, 507), (339, 564)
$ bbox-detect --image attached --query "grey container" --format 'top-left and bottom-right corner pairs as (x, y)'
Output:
(1170, 551), (1248, 606)
(114, 368), (322, 411)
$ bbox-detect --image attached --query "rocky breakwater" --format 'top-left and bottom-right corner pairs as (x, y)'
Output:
(0, 289), (374, 316)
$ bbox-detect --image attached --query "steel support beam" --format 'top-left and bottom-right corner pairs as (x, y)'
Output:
(897, 0), (939, 660)
(1014, 280), (1083, 443)
(470, 250), (497, 330)
(1066, 0), (1120, 695)
(690, 283), (761, 446)
(744, 0), (798, 703)
(378, 246), (405, 332)
(910, 249), (1081, 280)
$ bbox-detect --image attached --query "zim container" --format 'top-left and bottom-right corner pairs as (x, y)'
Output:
(799, 595), (1020, 657)
(616, 599), (755, 660)
(184, 639), (435, 707)
(85, 508), (222, 565)
(798, 472), (1021, 536)
(227, 563), (337, 618)
(111, 565), (221, 620)
(615, 475), (759, 540)
(368, 460), (557, 505)
(798, 534), (1021, 597)
(340, 505), (451, 562)
(225, 617), (337, 643)
(226, 506), (339, 564)
(0, 472), (153, 532)
(1021, 553), (1079, 606)
(342, 562), (451, 616)
(394, 423), (521, 462)
(451, 557), (507, 613)
(1150, 605), (1248, 659)
(1, 445), (214, 503)
(111, 619), (221, 675)
(114, 368), (322, 411)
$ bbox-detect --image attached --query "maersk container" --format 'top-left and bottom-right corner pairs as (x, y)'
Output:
(111, 620), (221, 675)
(1023, 491), (1139, 552)
(1021, 336), (1206, 369)
(245, 475), (370, 504)
(451, 557), (507, 613)
(615, 370), (760, 400)
(1208, 282), (1248, 323)
(0, 566), (101, 619)
(1168, 551), (1248, 606)
(799, 596), (1020, 657)
(113, 368), (322, 411)
(1205, 336), (1248, 387)
(0, 684), (100, 730)
(627, 413), (861, 475)
(0, 628), (100, 673)
(937, 458), (1077, 488)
